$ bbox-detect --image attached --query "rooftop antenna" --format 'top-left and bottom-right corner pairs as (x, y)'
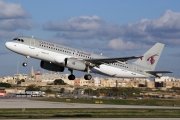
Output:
(17, 61), (19, 74)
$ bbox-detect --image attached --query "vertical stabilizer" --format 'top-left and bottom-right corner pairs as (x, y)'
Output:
(133, 43), (164, 70)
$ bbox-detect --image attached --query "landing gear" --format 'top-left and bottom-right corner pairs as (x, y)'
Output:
(84, 66), (92, 80)
(84, 74), (92, 80)
(68, 74), (75, 80)
(67, 66), (92, 80)
(22, 56), (30, 67)
(22, 62), (27, 67)
(68, 69), (75, 80)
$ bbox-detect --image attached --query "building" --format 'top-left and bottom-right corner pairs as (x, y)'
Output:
(155, 76), (180, 88)
(93, 77), (101, 87)
(74, 78), (80, 86)
(13, 74), (28, 81)
(1, 66), (180, 89)
(35, 69), (42, 79)
(0, 76), (18, 85)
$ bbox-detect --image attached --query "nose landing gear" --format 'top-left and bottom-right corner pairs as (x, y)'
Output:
(22, 56), (30, 67)
(22, 62), (27, 67)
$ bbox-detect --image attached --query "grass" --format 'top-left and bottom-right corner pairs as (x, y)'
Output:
(1, 98), (179, 118)
(0, 108), (180, 118)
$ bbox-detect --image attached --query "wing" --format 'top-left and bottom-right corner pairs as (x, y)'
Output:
(84, 56), (140, 66)
(146, 71), (173, 77)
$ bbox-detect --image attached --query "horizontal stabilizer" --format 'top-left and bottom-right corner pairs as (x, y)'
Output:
(146, 71), (172, 77)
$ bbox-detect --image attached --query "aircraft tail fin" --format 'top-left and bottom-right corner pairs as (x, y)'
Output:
(133, 43), (164, 70)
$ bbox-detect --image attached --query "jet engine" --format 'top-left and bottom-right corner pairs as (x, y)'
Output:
(40, 60), (65, 72)
(65, 58), (87, 71)
(54, 56), (66, 66)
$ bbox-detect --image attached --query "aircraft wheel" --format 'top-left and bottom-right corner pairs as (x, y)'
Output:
(22, 62), (27, 67)
(68, 74), (75, 80)
(84, 74), (92, 80)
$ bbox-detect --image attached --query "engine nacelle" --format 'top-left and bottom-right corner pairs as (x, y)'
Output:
(54, 56), (66, 66)
(65, 58), (87, 71)
(40, 61), (65, 72)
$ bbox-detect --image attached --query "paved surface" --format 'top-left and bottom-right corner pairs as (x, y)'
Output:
(11, 118), (179, 120)
(0, 98), (180, 109)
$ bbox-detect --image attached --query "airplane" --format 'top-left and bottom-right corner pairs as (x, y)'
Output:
(5, 36), (172, 80)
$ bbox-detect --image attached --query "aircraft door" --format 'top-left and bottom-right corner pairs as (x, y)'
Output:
(29, 37), (39, 57)
(30, 38), (35, 49)
(29, 38), (35, 49)
(133, 65), (137, 72)
(132, 65), (137, 76)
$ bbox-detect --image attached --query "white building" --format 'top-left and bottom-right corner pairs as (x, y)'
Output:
(155, 76), (176, 82)
(93, 77), (101, 87)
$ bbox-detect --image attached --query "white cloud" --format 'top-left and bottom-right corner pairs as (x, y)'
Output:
(107, 38), (149, 51)
(147, 10), (180, 31)
(124, 10), (180, 41)
(43, 10), (180, 51)
(0, 0), (29, 19)
(0, 1), (33, 40)
(43, 15), (124, 40)
(0, 31), (19, 37)
(0, 19), (33, 31)
(43, 16), (103, 31)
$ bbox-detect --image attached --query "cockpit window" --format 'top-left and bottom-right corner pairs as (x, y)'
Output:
(13, 38), (24, 42)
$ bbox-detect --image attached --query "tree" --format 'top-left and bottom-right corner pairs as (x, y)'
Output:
(25, 84), (40, 91)
(0, 83), (11, 88)
(21, 79), (25, 82)
(54, 79), (67, 85)
(60, 88), (65, 93)
(45, 88), (52, 94)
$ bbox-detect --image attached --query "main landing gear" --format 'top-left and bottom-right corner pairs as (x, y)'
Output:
(22, 56), (30, 67)
(84, 65), (92, 80)
(84, 74), (92, 80)
(68, 69), (92, 80)
(68, 69), (75, 80)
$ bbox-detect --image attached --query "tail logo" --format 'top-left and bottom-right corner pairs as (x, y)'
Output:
(147, 54), (159, 65)
(139, 56), (144, 60)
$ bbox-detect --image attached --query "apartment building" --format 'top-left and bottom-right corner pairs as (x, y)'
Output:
(0, 66), (179, 89)
(155, 76), (180, 88)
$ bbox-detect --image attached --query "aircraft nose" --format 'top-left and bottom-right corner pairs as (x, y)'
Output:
(5, 42), (11, 49)
(5, 42), (15, 50)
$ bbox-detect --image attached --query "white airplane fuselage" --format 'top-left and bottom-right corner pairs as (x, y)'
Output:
(5, 37), (159, 79)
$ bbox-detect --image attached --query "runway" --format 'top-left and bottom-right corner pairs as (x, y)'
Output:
(0, 98), (180, 109)
(11, 118), (179, 120)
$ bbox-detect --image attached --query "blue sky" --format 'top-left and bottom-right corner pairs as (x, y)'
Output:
(0, 0), (180, 78)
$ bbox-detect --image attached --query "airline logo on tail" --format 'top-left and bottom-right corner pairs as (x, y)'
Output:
(139, 54), (159, 65)
(147, 54), (159, 65)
